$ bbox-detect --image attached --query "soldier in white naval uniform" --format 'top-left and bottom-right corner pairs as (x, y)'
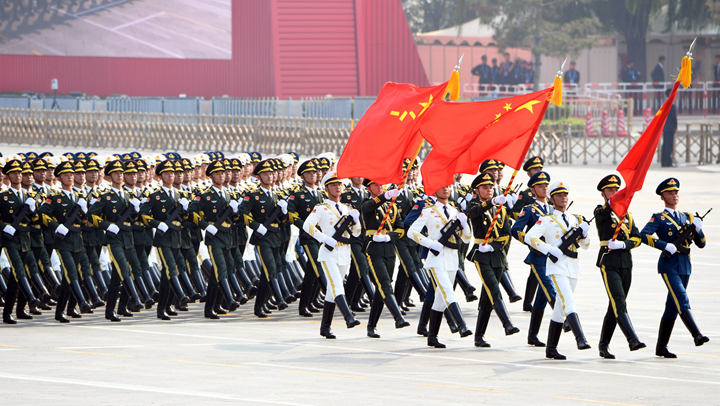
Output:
(303, 171), (361, 339)
(409, 184), (473, 348)
(525, 180), (592, 360)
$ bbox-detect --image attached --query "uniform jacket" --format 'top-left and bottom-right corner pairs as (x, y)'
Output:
(188, 185), (237, 249)
(360, 193), (404, 257)
(466, 199), (511, 268)
(640, 209), (706, 275)
(139, 185), (182, 249)
(0, 187), (34, 251)
(303, 199), (361, 266)
(525, 212), (590, 278)
(238, 186), (286, 248)
(511, 201), (554, 265)
(594, 203), (642, 268)
(88, 187), (136, 249)
(39, 188), (86, 253)
(408, 201), (472, 270)
(288, 185), (321, 245)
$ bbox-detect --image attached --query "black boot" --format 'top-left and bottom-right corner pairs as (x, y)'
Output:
(679, 310), (710, 346)
(494, 300), (520, 335)
(320, 301), (336, 339)
(616, 313), (647, 351)
(135, 277), (154, 309)
(180, 272), (202, 302)
(157, 281), (171, 320)
(444, 309), (459, 333)
(394, 278), (409, 312)
(123, 279), (144, 312)
(447, 302), (472, 337)
(204, 285), (220, 319)
(235, 267), (256, 298)
(104, 286), (121, 322)
(563, 319), (572, 333)
(409, 271), (427, 303)
(93, 273), (108, 301)
(252, 284), (269, 318)
(18, 276), (41, 308)
(417, 297), (432, 337)
(270, 278), (288, 310)
(143, 270), (158, 302)
(500, 271), (522, 303)
(335, 294), (360, 328)
(384, 295), (410, 328)
(191, 270), (209, 299)
(3, 278), (18, 324)
(297, 282), (314, 317)
(84, 277), (105, 309)
(218, 278), (240, 311)
(527, 307), (546, 347)
(427, 310), (446, 348)
(277, 272), (295, 303)
(455, 270), (477, 302)
(474, 308), (491, 347)
(117, 290), (132, 317)
(281, 267), (298, 301)
(16, 294), (32, 320)
(70, 279), (92, 314)
(168, 275), (191, 306)
(366, 301), (383, 338)
(546, 320), (566, 359)
(361, 274), (375, 302)
(54, 284), (70, 323)
(227, 273), (248, 305)
(598, 315), (617, 359)
(655, 318), (677, 358)
(566, 313), (591, 350)
(31, 272), (52, 304)
(523, 273), (538, 312)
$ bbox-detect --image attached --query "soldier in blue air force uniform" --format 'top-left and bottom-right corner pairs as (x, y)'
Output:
(640, 177), (709, 358)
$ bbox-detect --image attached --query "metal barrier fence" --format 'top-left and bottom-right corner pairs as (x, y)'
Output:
(211, 98), (276, 117)
(1, 108), (717, 166)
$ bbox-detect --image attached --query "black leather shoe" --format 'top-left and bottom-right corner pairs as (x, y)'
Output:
(165, 307), (178, 316)
(694, 335), (710, 347)
(266, 303), (278, 310)
(17, 311), (33, 320)
(254, 309), (268, 318)
(474, 337), (491, 348)
(299, 309), (313, 317)
(105, 313), (121, 322)
(395, 319), (411, 328)
(307, 303), (319, 313)
(427, 337), (446, 348)
(205, 312), (220, 320)
(117, 308), (132, 317)
(157, 313), (171, 321)
(277, 301), (288, 311)
(39, 303), (52, 311)
(351, 303), (365, 313)
(655, 346), (677, 358)
(400, 302), (409, 312)
(405, 298), (416, 307)
(599, 343), (615, 359)
(417, 325), (428, 337)
(320, 329), (336, 339)
(214, 306), (227, 315)
(367, 327), (381, 338)
(465, 293), (478, 302)
(55, 315), (70, 323)
(68, 308), (83, 319)
(628, 338), (647, 351)
(3, 316), (18, 324)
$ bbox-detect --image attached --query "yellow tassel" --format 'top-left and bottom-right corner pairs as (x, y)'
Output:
(678, 55), (692, 89)
(550, 73), (562, 106)
(445, 70), (460, 101)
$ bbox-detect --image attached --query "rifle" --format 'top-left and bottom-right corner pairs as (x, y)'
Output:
(662, 208), (712, 259)
(548, 214), (595, 263)
(155, 203), (184, 238)
(54, 204), (82, 240)
(116, 205), (136, 232)
(324, 215), (355, 252)
(429, 219), (463, 256)
(205, 205), (234, 242)
(3, 204), (30, 238)
(262, 205), (283, 234)
(512, 182), (523, 194)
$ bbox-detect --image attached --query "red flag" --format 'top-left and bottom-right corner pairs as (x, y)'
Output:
(609, 81), (681, 218)
(336, 81), (449, 185)
(419, 88), (553, 195)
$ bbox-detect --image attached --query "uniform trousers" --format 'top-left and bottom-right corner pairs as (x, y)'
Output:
(600, 265), (632, 318)
(56, 249), (81, 283)
(428, 267), (458, 312)
(550, 274), (578, 323)
(366, 254), (396, 307)
(530, 263), (556, 310)
(320, 258), (349, 303)
(473, 261), (503, 312)
(661, 273), (691, 320)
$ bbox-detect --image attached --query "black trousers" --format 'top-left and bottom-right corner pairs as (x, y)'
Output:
(367, 254), (396, 305)
(473, 261), (504, 312)
(600, 265), (632, 318)
(661, 130), (675, 167)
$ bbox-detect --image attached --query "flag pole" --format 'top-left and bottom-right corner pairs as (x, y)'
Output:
(481, 169), (519, 244)
(374, 55), (464, 235)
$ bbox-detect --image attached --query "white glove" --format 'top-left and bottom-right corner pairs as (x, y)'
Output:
(465, 193), (474, 203)
(256, 224), (267, 236)
(692, 218), (702, 232)
(3, 225), (15, 236)
(457, 212), (468, 229)
(384, 189), (401, 200)
(429, 240), (444, 253)
(107, 224), (120, 234)
(56, 224), (69, 236)
(476, 243), (494, 253)
(608, 239), (626, 250)
(157, 222), (169, 233)
(349, 209), (360, 224)
(141, 197), (149, 204)
(372, 234), (391, 243)
(664, 243), (677, 255)
(548, 246), (563, 259)
(507, 194), (518, 209)
(277, 199), (288, 215)
(179, 197), (190, 211)
(77, 198), (88, 213)
(491, 195), (506, 205)
(579, 222), (590, 238)
(130, 197), (141, 212)
(89, 198), (98, 206)
(26, 197), (36, 212)
(206, 224), (218, 235)
(229, 200), (239, 213)
(324, 237), (337, 248)
(459, 199), (467, 211)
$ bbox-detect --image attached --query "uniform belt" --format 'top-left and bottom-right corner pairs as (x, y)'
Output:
(335, 242), (347, 247)
(32, 224), (41, 228)
(475, 236), (508, 244)
(366, 229), (390, 236)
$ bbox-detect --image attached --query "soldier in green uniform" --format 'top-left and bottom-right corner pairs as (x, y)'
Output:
(361, 179), (410, 338)
(88, 160), (145, 322)
(341, 176), (375, 312)
(594, 175), (647, 358)
(1, 159), (44, 324)
(238, 159), (290, 318)
(188, 160), (242, 319)
(38, 160), (94, 323)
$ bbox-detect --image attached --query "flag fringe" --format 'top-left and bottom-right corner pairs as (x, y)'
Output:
(445, 70), (460, 101)
(550, 74), (563, 107)
(678, 55), (692, 89)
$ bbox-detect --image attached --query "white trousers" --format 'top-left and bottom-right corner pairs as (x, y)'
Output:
(320, 260), (349, 303)
(550, 274), (578, 322)
(429, 267), (458, 312)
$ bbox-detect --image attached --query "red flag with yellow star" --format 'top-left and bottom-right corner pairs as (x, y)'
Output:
(419, 88), (553, 195)
(336, 81), (449, 185)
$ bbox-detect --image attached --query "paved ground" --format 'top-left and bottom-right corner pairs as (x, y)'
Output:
(0, 0), (231, 59)
(1, 143), (719, 405)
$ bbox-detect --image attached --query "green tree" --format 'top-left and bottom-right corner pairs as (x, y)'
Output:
(402, 0), (477, 34)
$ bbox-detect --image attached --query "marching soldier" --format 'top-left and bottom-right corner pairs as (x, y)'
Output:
(303, 171), (361, 338)
(38, 160), (94, 323)
(1, 159), (43, 324)
(510, 171), (556, 347)
(341, 176), (375, 312)
(525, 180), (591, 360)
(516, 156), (545, 311)
(594, 175), (646, 358)
(408, 184), (473, 348)
(88, 160), (145, 322)
(467, 173), (519, 347)
(361, 179), (410, 338)
(640, 178), (709, 358)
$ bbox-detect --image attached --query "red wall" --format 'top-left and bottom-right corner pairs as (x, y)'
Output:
(0, 0), (426, 98)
